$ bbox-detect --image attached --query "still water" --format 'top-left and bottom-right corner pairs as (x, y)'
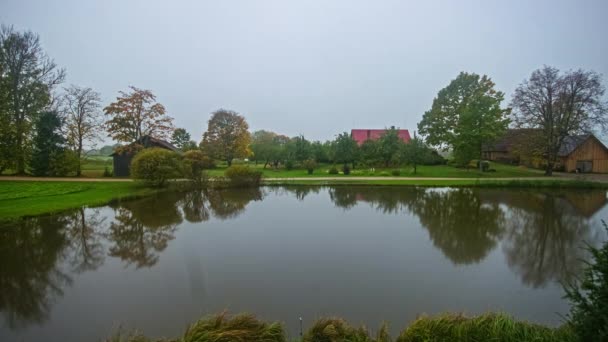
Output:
(1, 186), (607, 341)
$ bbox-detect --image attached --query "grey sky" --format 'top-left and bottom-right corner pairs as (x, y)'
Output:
(2, 0), (607, 143)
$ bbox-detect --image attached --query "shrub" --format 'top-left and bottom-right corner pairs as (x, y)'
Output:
(182, 150), (211, 188)
(285, 159), (295, 171)
(328, 166), (339, 175)
(182, 312), (285, 342)
(391, 169), (401, 176)
(421, 150), (446, 165)
(302, 159), (317, 175)
(224, 165), (262, 187)
(130, 148), (182, 187)
(564, 221), (608, 341)
(342, 164), (351, 175)
(49, 149), (79, 176)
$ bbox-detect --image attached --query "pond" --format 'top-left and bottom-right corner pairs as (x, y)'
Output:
(1, 186), (607, 341)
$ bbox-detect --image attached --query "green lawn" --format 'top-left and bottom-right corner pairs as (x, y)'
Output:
(0, 181), (156, 219)
(208, 162), (543, 178)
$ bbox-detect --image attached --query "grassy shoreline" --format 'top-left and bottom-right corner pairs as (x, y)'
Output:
(0, 181), (158, 219)
(104, 312), (576, 342)
(1, 177), (606, 219)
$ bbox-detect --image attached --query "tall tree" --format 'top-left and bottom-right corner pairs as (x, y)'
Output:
(511, 66), (608, 175)
(62, 85), (102, 176)
(285, 135), (312, 163)
(103, 86), (174, 143)
(171, 128), (192, 150)
(377, 127), (404, 167)
(418, 72), (510, 167)
(332, 132), (358, 169)
(250, 130), (280, 168)
(200, 109), (251, 166)
(0, 25), (65, 174)
(30, 111), (66, 176)
(400, 132), (424, 174)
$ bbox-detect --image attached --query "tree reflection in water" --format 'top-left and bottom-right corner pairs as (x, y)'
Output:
(0, 215), (73, 330)
(408, 188), (506, 265)
(499, 191), (604, 288)
(329, 187), (505, 264)
(65, 208), (107, 273)
(0, 188), (264, 330)
(105, 193), (182, 268)
(326, 186), (606, 285)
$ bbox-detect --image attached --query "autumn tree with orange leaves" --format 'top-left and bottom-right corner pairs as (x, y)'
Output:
(104, 86), (174, 143)
(201, 109), (251, 166)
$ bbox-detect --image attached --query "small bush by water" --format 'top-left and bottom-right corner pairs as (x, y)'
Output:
(131, 148), (181, 187)
(182, 150), (211, 188)
(224, 165), (263, 187)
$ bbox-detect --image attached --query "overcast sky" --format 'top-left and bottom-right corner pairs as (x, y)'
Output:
(2, 0), (607, 143)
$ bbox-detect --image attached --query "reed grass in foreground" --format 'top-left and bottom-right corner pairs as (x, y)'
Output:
(103, 312), (577, 342)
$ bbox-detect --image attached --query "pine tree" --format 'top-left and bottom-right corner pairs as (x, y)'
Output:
(30, 111), (66, 176)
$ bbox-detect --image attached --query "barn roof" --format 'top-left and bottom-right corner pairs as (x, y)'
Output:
(558, 134), (608, 157)
(110, 135), (178, 156)
(140, 135), (178, 151)
(351, 129), (411, 145)
(482, 129), (540, 152)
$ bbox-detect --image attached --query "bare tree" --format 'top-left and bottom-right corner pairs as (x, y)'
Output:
(62, 85), (102, 176)
(511, 66), (607, 175)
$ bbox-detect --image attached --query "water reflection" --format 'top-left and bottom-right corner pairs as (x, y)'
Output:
(0, 215), (73, 330)
(408, 189), (505, 265)
(0, 186), (605, 334)
(0, 188), (262, 329)
(106, 193), (182, 268)
(65, 208), (106, 273)
(498, 192), (602, 288)
(327, 187), (606, 283)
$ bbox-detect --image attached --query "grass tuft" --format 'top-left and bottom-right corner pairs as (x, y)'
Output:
(181, 312), (286, 342)
(395, 313), (577, 342)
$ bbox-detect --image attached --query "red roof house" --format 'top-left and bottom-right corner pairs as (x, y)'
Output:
(351, 129), (411, 145)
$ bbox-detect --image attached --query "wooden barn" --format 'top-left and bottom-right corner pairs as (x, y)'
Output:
(111, 135), (178, 177)
(483, 130), (608, 173)
(557, 134), (608, 173)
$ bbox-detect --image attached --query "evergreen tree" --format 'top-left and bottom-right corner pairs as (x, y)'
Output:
(30, 111), (66, 176)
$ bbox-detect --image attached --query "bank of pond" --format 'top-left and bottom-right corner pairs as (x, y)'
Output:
(106, 312), (576, 342)
(0, 186), (606, 341)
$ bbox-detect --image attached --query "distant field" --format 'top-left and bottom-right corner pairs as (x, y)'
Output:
(81, 156), (113, 177)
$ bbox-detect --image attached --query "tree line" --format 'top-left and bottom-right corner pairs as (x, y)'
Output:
(1, 24), (606, 177)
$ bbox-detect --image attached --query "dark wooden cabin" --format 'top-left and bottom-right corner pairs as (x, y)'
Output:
(111, 135), (178, 177)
